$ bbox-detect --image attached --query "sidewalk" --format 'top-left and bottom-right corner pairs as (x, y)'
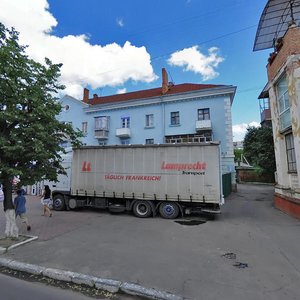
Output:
(1, 184), (300, 300)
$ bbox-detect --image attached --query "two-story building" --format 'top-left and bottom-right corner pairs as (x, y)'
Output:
(58, 68), (237, 192)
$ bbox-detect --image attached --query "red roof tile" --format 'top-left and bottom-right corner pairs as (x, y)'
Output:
(86, 83), (225, 105)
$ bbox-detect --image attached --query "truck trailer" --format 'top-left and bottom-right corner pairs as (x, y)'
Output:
(50, 143), (223, 219)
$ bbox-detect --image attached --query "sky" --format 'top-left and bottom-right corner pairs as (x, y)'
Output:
(0, 0), (271, 141)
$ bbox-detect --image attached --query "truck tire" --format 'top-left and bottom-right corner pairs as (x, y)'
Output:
(52, 194), (66, 211)
(132, 200), (152, 218)
(159, 202), (179, 219)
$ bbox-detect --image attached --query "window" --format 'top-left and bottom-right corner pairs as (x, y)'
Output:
(285, 133), (297, 172)
(95, 116), (110, 130)
(145, 114), (154, 127)
(276, 76), (291, 131)
(198, 108), (210, 120)
(145, 138), (154, 144)
(171, 111), (180, 125)
(121, 139), (130, 145)
(82, 122), (88, 134)
(121, 117), (130, 128)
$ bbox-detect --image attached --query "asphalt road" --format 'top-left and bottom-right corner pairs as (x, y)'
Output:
(1, 183), (300, 300)
(0, 273), (94, 300)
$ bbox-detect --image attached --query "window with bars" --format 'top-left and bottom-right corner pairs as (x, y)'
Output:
(170, 111), (180, 125)
(285, 133), (297, 172)
(198, 108), (210, 120)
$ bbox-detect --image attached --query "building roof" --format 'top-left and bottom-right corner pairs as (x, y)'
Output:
(253, 0), (300, 51)
(86, 83), (227, 105)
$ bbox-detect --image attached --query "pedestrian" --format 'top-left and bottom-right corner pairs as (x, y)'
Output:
(40, 185), (52, 217)
(14, 189), (31, 231)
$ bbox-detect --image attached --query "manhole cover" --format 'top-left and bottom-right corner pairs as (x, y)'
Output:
(233, 262), (248, 269)
(174, 220), (206, 226)
(222, 252), (236, 259)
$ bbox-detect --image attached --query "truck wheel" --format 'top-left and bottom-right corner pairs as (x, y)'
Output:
(159, 202), (179, 219)
(52, 194), (66, 211)
(132, 201), (152, 218)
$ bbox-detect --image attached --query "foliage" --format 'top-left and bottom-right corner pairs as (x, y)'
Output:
(234, 148), (243, 164)
(243, 126), (276, 176)
(0, 23), (82, 210)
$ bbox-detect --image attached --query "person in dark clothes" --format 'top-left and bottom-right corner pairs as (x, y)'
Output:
(40, 185), (52, 217)
(14, 189), (31, 231)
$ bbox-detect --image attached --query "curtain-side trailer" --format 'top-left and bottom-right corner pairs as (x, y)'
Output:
(51, 143), (223, 219)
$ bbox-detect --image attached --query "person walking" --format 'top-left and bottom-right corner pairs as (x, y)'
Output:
(14, 189), (31, 231)
(41, 185), (52, 217)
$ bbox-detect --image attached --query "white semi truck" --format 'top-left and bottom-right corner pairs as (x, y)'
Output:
(49, 143), (223, 219)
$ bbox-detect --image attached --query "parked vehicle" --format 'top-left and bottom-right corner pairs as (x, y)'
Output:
(49, 143), (223, 219)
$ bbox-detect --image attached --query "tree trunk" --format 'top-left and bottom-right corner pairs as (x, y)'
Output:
(2, 175), (19, 238)
(5, 209), (18, 238)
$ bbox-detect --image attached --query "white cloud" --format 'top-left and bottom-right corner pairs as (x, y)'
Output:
(116, 18), (124, 27)
(117, 88), (127, 94)
(232, 121), (260, 141)
(0, 0), (157, 98)
(168, 46), (224, 80)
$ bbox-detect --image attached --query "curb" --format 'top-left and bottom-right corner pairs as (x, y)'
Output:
(0, 257), (183, 300)
(0, 235), (38, 254)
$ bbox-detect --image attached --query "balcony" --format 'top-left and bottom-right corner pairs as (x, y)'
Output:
(95, 129), (109, 139)
(196, 120), (212, 131)
(116, 127), (131, 138)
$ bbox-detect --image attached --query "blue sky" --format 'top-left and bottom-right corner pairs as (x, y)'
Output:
(0, 0), (270, 141)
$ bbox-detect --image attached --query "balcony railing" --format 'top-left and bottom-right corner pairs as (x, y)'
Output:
(95, 129), (109, 139)
(116, 127), (131, 138)
(196, 119), (212, 131)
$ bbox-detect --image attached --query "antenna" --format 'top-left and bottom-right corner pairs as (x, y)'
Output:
(167, 70), (175, 86)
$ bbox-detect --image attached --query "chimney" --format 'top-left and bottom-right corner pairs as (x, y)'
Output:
(93, 94), (98, 99)
(162, 68), (169, 94)
(83, 88), (89, 103)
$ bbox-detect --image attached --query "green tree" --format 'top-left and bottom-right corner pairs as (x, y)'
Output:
(243, 126), (276, 177)
(0, 23), (82, 236)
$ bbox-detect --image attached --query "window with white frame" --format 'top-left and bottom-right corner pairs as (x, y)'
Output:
(82, 122), (88, 134)
(170, 111), (180, 125)
(285, 133), (297, 172)
(95, 116), (110, 130)
(121, 116), (130, 128)
(145, 114), (154, 127)
(198, 108), (210, 120)
(276, 76), (291, 131)
(145, 138), (154, 144)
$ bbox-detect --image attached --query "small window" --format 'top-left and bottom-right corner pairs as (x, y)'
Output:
(82, 122), (88, 134)
(145, 114), (154, 127)
(145, 138), (154, 144)
(121, 139), (130, 145)
(171, 111), (180, 125)
(121, 117), (130, 128)
(285, 133), (297, 172)
(198, 108), (210, 120)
